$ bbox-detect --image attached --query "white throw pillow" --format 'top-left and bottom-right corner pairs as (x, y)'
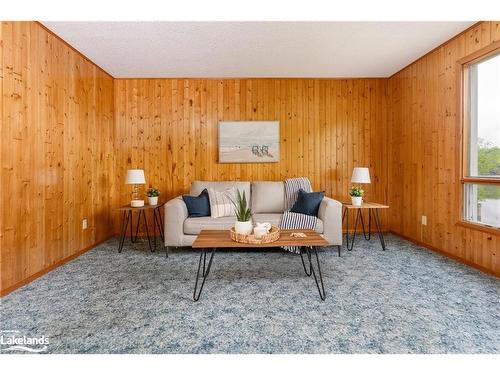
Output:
(208, 187), (236, 218)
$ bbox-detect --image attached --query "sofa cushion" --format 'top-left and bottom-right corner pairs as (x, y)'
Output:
(208, 187), (237, 218)
(184, 216), (237, 235)
(191, 181), (251, 204)
(184, 213), (323, 235)
(290, 189), (325, 217)
(251, 181), (285, 214)
(182, 188), (211, 217)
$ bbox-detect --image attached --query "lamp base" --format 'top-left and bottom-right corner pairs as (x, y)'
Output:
(130, 199), (145, 207)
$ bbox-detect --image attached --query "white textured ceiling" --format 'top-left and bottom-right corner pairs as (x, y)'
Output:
(42, 21), (474, 78)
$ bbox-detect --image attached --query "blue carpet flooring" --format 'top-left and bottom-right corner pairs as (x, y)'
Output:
(0, 234), (499, 353)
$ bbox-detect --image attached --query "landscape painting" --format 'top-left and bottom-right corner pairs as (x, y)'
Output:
(219, 121), (280, 163)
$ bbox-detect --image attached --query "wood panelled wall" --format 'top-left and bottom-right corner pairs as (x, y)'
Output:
(388, 21), (500, 274)
(2, 21), (498, 295)
(114, 78), (389, 230)
(0, 22), (116, 294)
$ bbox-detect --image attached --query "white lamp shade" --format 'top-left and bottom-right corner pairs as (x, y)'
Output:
(125, 169), (145, 184)
(351, 167), (371, 184)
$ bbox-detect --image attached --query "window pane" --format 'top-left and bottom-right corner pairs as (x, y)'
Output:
(464, 183), (500, 228)
(468, 53), (500, 178)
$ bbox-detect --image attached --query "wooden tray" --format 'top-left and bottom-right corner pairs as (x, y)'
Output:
(230, 225), (280, 244)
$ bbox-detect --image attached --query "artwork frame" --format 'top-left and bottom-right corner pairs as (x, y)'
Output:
(218, 121), (280, 163)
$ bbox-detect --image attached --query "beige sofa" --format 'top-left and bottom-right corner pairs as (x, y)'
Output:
(164, 180), (342, 248)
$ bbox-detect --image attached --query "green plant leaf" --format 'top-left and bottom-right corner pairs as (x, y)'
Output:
(232, 188), (252, 222)
(146, 187), (160, 197)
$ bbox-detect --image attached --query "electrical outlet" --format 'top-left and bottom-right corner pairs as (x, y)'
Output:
(82, 218), (88, 230)
(421, 216), (427, 226)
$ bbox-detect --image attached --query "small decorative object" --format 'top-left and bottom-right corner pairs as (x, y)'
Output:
(349, 186), (364, 206)
(219, 121), (280, 163)
(125, 169), (146, 207)
(146, 187), (160, 206)
(230, 225), (280, 244)
(253, 222), (272, 239)
(232, 189), (253, 235)
(290, 232), (307, 238)
(350, 167), (371, 206)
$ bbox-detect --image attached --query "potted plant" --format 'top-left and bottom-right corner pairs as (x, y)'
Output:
(349, 186), (364, 206)
(146, 187), (160, 206)
(232, 189), (253, 235)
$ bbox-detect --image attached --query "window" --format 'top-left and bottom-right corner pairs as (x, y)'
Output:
(461, 48), (500, 230)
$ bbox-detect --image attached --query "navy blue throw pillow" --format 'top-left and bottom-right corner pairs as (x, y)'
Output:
(290, 189), (325, 217)
(182, 189), (211, 217)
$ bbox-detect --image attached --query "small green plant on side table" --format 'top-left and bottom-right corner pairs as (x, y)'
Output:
(146, 187), (160, 205)
(349, 186), (364, 206)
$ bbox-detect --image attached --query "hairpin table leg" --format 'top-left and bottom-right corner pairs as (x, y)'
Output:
(153, 209), (157, 252)
(118, 210), (131, 253)
(346, 209), (360, 251)
(299, 246), (313, 276)
(141, 209), (153, 252)
(305, 246), (326, 301)
(193, 248), (216, 301)
(373, 209), (386, 250)
(133, 210), (142, 243)
(130, 211), (135, 243)
(359, 208), (371, 240)
(156, 207), (164, 242)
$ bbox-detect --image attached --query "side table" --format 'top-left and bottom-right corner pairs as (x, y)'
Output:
(116, 202), (165, 255)
(342, 202), (389, 251)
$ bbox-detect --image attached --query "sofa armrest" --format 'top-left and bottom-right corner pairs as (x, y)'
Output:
(317, 197), (342, 246)
(164, 196), (189, 246)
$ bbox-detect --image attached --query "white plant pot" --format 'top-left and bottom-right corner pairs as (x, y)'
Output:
(235, 220), (253, 235)
(148, 196), (159, 206)
(351, 196), (363, 206)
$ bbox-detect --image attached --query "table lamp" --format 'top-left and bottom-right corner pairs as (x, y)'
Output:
(351, 167), (371, 184)
(126, 169), (146, 207)
(350, 167), (371, 205)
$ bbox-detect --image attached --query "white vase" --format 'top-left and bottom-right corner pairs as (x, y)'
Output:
(351, 196), (363, 206)
(148, 196), (159, 205)
(235, 220), (253, 235)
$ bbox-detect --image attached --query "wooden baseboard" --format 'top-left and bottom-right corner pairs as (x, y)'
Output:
(389, 230), (499, 278)
(0, 235), (116, 297)
(342, 228), (388, 234)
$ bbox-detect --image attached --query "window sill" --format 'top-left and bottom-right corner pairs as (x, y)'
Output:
(456, 220), (500, 236)
(461, 178), (500, 184)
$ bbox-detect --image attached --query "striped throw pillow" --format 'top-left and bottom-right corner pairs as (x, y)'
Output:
(208, 187), (236, 218)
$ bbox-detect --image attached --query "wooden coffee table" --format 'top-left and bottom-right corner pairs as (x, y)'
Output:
(191, 229), (330, 302)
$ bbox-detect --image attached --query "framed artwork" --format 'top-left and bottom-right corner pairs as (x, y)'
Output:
(218, 121), (280, 163)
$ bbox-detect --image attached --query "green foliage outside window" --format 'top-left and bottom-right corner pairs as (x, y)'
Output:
(477, 139), (500, 200)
